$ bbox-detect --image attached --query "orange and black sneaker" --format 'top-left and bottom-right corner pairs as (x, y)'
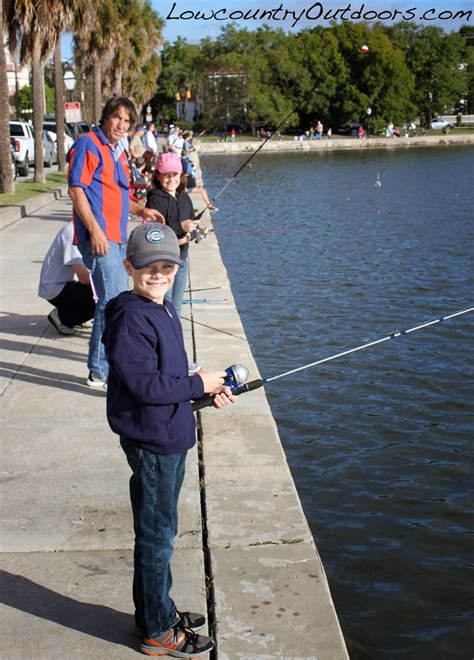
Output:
(139, 622), (214, 657)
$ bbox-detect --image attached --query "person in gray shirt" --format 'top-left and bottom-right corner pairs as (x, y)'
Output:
(38, 221), (95, 335)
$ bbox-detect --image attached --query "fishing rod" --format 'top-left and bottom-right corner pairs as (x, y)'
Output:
(194, 106), (295, 221)
(192, 306), (473, 411)
(182, 297), (227, 304)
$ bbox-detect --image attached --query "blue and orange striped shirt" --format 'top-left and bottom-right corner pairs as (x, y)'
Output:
(68, 127), (130, 245)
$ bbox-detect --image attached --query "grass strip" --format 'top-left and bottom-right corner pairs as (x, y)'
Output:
(0, 173), (67, 207)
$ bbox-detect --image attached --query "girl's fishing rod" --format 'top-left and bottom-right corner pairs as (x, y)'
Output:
(192, 306), (473, 411)
(194, 107), (295, 221)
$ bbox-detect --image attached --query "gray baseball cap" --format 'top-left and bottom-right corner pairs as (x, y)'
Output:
(126, 223), (182, 268)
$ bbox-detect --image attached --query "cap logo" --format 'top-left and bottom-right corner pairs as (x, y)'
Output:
(145, 228), (165, 244)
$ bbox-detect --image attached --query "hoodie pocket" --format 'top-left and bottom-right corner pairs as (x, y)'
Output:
(166, 402), (195, 439)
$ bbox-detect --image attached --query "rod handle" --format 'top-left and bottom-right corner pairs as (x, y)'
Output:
(191, 378), (264, 412)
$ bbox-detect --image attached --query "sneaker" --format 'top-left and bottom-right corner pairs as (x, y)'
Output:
(134, 610), (206, 637)
(178, 611), (205, 631)
(76, 319), (94, 330)
(47, 309), (76, 336)
(140, 623), (214, 657)
(86, 371), (107, 388)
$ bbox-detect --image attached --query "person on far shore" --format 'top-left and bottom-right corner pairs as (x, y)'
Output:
(102, 222), (235, 657)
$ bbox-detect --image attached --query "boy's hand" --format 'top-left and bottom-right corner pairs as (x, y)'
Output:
(197, 368), (226, 393)
(212, 389), (237, 408)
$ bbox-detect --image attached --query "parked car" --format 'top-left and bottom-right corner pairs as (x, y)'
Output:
(42, 130), (57, 167)
(43, 119), (75, 154)
(9, 119), (35, 176)
(430, 117), (454, 130)
(67, 121), (94, 139)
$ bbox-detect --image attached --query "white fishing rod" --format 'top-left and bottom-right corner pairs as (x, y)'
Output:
(192, 306), (473, 411)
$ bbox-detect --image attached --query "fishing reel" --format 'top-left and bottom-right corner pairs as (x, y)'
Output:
(190, 226), (214, 244)
(192, 363), (264, 411)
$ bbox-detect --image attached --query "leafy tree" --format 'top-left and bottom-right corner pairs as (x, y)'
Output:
(330, 22), (415, 129)
(388, 24), (467, 125)
(151, 37), (204, 123)
(458, 26), (473, 114)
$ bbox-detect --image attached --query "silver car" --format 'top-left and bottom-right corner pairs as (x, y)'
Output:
(42, 130), (57, 167)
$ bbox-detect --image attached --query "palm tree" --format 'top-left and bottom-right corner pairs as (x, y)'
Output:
(73, 0), (119, 123)
(111, 0), (164, 104)
(52, 1), (84, 173)
(6, 0), (57, 183)
(1, 0), (15, 193)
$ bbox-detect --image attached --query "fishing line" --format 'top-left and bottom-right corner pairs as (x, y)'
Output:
(192, 306), (473, 410)
(194, 106), (296, 221)
(180, 316), (247, 342)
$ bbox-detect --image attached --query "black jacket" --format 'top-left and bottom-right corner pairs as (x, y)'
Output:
(146, 187), (195, 259)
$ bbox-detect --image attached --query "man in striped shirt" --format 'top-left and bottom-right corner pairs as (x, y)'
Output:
(68, 96), (164, 388)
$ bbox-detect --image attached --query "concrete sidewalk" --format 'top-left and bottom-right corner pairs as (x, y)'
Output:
(0, 192), (348, 658)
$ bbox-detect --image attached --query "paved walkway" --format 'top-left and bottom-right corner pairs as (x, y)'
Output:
(0, 191), (348, 658)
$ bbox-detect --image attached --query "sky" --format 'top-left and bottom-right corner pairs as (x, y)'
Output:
(62, 0), (471, 57)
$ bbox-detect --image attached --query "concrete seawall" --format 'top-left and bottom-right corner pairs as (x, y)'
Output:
(197, 133), (474, 155)
(187, 191), (348, 658)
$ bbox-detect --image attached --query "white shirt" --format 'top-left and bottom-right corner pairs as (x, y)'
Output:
(144, 130), (158, 154)
(38, 222), (84, 300)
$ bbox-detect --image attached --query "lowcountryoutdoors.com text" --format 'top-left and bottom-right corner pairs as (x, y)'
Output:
(166, 2), (472, 27)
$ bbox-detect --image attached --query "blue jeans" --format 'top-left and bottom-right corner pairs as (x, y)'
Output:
(78, 241), (128, 378)
(165, 257), (188, 317)
(120, 438), (187, 637)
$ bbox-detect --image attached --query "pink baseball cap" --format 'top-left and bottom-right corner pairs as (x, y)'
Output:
(155, 152), (182, 174)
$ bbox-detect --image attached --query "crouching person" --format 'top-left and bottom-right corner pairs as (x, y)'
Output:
(38, 221), (95, 335)
(102, 222), (235, 656)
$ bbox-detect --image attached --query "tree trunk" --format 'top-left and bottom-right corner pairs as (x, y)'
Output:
(54, 40), (66, 173)
(32, 35), (45, 184)
(113, 69), (122, 96)
(0, 0), (15, 193)
(93, 60), (102, 124)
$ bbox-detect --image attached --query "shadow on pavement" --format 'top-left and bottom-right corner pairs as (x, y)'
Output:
(0, 338), (86, 363)
(0, 362), (105, 397)
(0, 570), (135, 649)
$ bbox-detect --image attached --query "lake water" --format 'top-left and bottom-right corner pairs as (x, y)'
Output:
(200, 146), (474, 660)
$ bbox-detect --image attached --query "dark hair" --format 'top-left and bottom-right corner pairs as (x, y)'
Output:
(100, 96), (137, 130)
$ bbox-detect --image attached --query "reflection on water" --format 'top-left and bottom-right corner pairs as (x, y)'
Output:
(202, 147), (474, 659)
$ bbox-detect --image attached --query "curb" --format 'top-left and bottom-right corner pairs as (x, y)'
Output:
(0, 185), (69, 231)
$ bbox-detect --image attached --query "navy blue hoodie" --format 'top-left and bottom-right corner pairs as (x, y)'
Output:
(103, 291), (205, 454)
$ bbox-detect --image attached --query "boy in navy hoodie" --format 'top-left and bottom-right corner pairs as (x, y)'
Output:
(103, 222), (234, 656)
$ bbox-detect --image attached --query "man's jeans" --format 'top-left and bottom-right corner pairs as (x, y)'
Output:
(120, 438), (186, 637)
(165, 257), (188, 317)
(78, 241), (128, 378)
